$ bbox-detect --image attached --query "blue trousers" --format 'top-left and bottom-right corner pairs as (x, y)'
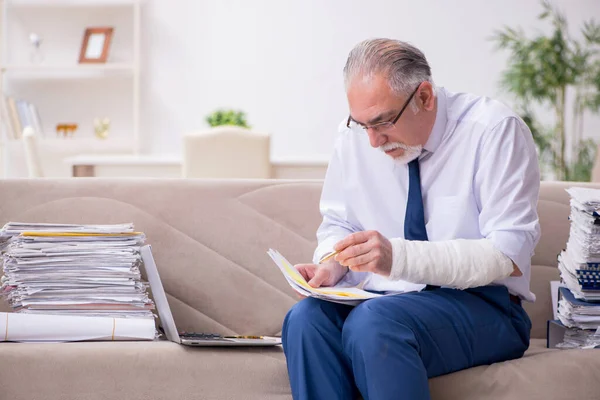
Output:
(281, 285), (531, 400)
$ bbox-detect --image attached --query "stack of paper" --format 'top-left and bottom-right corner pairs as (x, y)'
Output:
(557, 250), (600, 301)
(0, 222), (135, 235)
(268, 248), (394, 305)
(555, 326), (600, 349)
(554, 188), (600, 348)
(0, 222), (134, 245)
(0, 222), (156, 342)
(558, 287), (600, 329)
(558, 188), (600, 301)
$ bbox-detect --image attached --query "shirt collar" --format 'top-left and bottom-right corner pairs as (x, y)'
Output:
(423, 87), (447, 154)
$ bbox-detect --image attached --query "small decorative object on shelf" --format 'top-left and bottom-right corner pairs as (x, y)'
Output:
(93, 117), (110, 139)
(56, 123), (78, 138)
(29, 33), (44, 65)
(79, 27), (114, 64)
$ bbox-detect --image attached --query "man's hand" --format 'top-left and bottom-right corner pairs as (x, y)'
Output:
(295, 260), (348, 288)
(511, 262), (522, 277)
(333, 230), (393, 277)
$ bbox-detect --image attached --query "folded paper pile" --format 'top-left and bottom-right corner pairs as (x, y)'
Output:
(0, 222), (156, 342)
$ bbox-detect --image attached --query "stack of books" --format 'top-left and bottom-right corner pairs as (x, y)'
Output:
(556, 188), (600, 348)
(0, 222), (156, 342)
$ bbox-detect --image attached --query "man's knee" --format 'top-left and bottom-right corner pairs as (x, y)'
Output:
(341, 298), (419, 358)
(283, 297), (342, 338)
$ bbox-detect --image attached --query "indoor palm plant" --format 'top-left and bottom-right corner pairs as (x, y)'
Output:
(491, 0), (600, 181)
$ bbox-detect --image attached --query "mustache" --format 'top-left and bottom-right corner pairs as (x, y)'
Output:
(378, 142), (422, 153)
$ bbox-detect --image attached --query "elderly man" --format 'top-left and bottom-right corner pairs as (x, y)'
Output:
(281, 38), (540, 400)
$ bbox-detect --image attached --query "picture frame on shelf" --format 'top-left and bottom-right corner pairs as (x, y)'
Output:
(78, 27), (114, 64)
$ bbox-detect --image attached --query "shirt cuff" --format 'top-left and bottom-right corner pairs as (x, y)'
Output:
(486, 230), (531, 273)
(313, 235), (366, 284)
(313, 235), (345, 265)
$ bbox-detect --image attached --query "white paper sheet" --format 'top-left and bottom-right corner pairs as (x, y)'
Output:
(0, 312), (155, 342)
(267, 248), (406, 305)
(550, 280), (565, 320)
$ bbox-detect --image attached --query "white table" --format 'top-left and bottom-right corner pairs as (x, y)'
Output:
(64, 154), (330, 179)
(64, 154), (183, 178)
(270, 156), (330, 179)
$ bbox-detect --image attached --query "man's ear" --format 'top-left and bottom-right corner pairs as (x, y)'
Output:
(418, 82), (436, 112)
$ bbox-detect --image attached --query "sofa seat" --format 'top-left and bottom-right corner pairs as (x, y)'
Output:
(1, 339), (598, 400)
(0, 341), (291, 400)
(429, 339), (600, 399)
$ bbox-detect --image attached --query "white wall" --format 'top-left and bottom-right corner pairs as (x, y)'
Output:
(6, 0), (600, 162)
(5, 5), (135, 141)
(140, 0), (600, 161)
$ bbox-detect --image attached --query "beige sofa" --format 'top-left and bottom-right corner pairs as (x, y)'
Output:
(0, 178), (599, 400)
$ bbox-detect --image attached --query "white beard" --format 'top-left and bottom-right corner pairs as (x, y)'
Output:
(378, 142), (423, 165)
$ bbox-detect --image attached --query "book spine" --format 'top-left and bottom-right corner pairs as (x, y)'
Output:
(7, 97), (23, 138)
(28, 103), (43, 137)
(15, 100), (32, 133)
(0, 96), (16, 139)
(577, 270), (600, 278)
(578, 278), (600, 285)
(577, 264), (600, 271)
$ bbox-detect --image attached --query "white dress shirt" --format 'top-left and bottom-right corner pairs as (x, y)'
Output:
(313, 87), (541, 301)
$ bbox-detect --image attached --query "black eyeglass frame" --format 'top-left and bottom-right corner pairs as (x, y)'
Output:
(346, 83), (422, 131)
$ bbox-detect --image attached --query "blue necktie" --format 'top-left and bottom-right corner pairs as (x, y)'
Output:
(404, 159), (428, 241)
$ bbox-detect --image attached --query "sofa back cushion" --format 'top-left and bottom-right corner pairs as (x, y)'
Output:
(0, 179), (598, 338)
(0, 179), (323, 335)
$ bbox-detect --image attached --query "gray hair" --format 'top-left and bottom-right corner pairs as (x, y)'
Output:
(343, 38), (434, 109)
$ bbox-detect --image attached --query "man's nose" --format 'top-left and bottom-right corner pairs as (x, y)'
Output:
(367, 128), (386, 148)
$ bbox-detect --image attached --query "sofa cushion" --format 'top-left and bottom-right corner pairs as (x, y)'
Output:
(1, 180), (600, 400)
(533, 196), (570, 267)
(0, 341), (292, 400)
(0, 339), (598, 400)
(430, 339), (600, 399)
(0, 179), (598, 339)
(523, 265), (560, 339)
(0, 179), (324, 337)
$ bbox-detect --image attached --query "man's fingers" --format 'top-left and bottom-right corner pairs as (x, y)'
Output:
(296, 267), (309, 282)
(308, 268), (329, 288)
(302, 266), (317, 282)
(348, 260), (376, 273)
(510, 262), (522, 277)
(334, 231), (371, 252)
(335, 242), (371, 264)
(340, 252), (374, 268)
(295, 264), (315, 282)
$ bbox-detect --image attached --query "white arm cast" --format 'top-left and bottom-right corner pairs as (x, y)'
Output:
(388, 238), (514, 290)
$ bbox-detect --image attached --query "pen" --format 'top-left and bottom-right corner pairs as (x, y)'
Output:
(319, 250), (340, 264)
(224, 335), (264, 339)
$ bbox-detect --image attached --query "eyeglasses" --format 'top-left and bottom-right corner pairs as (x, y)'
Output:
(346, 83), (422, 134)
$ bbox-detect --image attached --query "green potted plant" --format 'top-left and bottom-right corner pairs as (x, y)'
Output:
(205, 109), (251, 129)
(491, 0), (600, 181)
